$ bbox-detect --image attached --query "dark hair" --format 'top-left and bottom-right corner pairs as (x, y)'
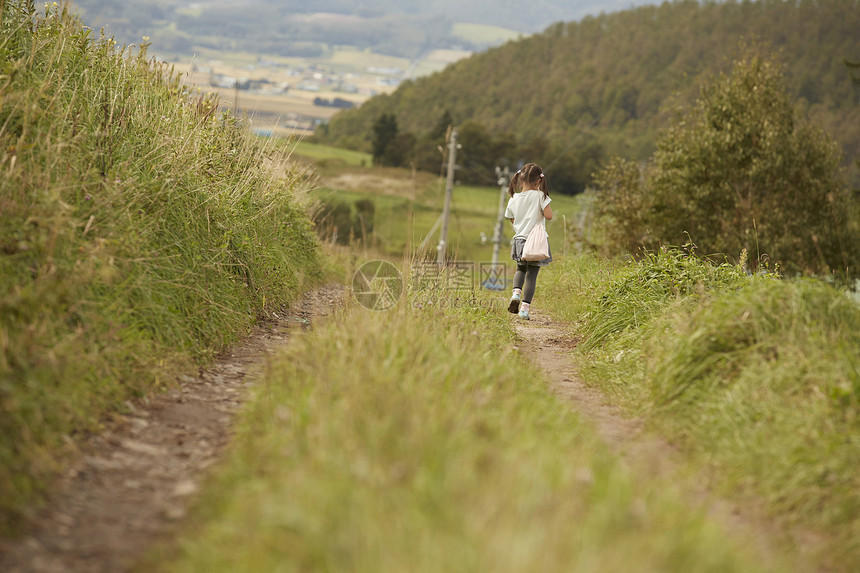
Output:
(508, 162), (548, 198)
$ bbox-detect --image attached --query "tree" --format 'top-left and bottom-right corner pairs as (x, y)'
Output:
(540, 137), (606, 195)
(456, 121), (517, 185)
(430, 109), (453, 140)
(413, 110), (454, 173)
(597, 46), (858, 276)
(847, 59), (860, 85)
(593, 157), (651, 254)
(846, 59), (860, 172)
(371, 113), (400, 167)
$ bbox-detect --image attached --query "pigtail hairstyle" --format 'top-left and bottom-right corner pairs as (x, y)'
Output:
(507, 170), (521, 198)
(537, 170), (548, 197)
(515, 163), (549, 198)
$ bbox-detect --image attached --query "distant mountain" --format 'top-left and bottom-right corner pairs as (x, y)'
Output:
(70, 0), (661, 57)
(254, 0), (661, 33)
(319, 0), (860, 182)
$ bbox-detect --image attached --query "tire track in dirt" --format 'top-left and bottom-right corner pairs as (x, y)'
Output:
(513, 308), (820, 573)
(0, 286), (345, 573)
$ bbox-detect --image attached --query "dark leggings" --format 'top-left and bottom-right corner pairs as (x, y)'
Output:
(513, 263), (540, 303)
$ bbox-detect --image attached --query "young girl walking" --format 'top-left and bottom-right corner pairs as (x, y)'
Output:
(504, 162), (553, 320)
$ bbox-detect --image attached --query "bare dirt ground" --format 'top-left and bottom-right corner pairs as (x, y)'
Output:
(0, 285), (345, 573)
(513, 308), (820, 573)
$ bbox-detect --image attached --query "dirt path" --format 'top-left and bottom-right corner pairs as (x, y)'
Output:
(513, 308), (815, 573)
(0, 286), (345, 573)
(1, 288), (824, 572)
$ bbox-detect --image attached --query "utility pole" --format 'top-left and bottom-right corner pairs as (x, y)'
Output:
(483, 166), (511, 290)
(233, 80), (239, 118)
(491, 167), (511, 267)
(437, 129), (459, 266)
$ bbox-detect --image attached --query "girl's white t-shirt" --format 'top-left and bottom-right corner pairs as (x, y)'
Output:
(505, 189), (551, 240)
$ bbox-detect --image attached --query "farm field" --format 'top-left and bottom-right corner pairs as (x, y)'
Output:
(452, 22), (523, 45)
(164, 46), (472, 136)
(292, 140), (373, 167)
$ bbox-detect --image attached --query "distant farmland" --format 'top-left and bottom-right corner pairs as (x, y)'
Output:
(165, 46), (473, 136)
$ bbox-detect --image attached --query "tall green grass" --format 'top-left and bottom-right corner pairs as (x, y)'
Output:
(541, 251), (860, 570)
(578, 249), (765, 350)
(0, 2), (323, 531)
(147, 284), (773, 572)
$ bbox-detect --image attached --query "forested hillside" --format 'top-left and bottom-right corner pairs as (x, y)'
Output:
(317, 0), (860, 192)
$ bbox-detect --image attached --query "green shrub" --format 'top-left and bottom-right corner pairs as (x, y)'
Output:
(580, 248), (759, 349)
(595, 45), (859, 277)
(313, 196), (375, 244)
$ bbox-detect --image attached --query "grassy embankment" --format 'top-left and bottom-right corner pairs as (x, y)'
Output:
(540, 251), (860, 570)
(0, 3), (324, 532)
(290, 141), (585, 263)
(147, 282), (777, 572)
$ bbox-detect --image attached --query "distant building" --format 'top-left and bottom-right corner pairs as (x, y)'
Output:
(313, 97), (355, 109)
(367, 66), (402, 75)
(375, 78), (400, 87)
(212, 75), (236, 88)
